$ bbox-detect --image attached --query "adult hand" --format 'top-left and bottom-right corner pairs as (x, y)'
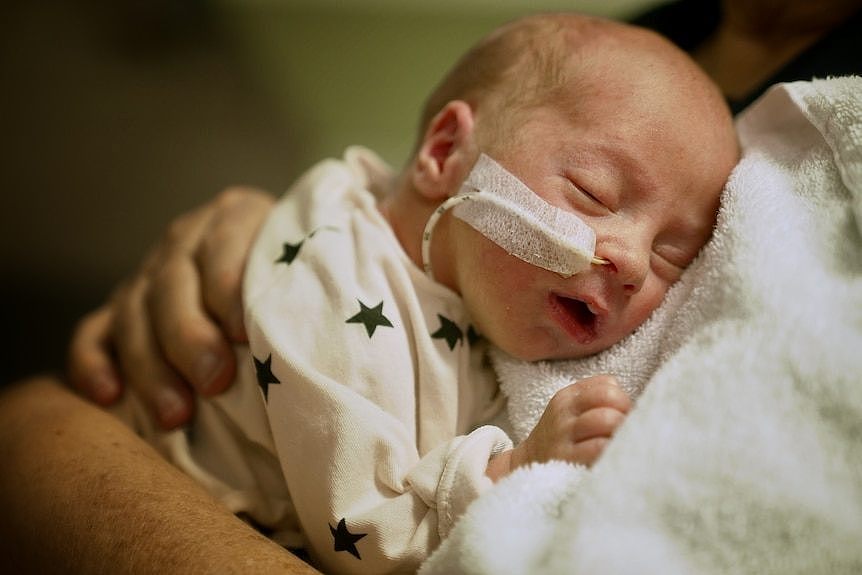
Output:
(68, 187), (275, 429)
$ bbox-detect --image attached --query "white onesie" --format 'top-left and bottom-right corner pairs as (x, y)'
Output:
(118, 146), (512, 574)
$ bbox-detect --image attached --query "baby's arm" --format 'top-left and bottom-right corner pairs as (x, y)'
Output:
(486, 375), (632, 481)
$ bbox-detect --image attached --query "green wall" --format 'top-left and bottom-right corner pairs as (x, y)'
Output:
(217, 1), (663, 178)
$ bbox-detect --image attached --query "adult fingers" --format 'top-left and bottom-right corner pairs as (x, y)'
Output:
(143, 188), (271, 395)
(112, 276), (193, 430)
(195, 187), (274, 342)
(147, 247), (237, 397)
(67, 306), (121, 405)
(139, 198), (239, 396)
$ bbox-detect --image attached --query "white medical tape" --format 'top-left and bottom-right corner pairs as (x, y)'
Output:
(421, 153), (607, 280)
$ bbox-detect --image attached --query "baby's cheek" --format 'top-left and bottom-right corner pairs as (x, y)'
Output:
(474, 237), (536, 291)
(628, 279), (671, 327)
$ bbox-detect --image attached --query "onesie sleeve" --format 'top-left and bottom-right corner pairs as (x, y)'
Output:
(406, 425), (514, 538)
(259, 350), (512, 575)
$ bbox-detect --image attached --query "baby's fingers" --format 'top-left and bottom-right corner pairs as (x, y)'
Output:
(569, 437), (610, 467)
(571, 406), (627, 443)
(568, 408), (627, 467)
(558, 374), (632, 416)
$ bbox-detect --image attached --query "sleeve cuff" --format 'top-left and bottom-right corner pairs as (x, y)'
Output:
(436, 425), (513, 538)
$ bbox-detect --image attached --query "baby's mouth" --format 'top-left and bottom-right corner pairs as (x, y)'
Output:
(549, 293), (603, 344)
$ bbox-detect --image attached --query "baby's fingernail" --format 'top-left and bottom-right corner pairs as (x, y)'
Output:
(195, 351), (223, 394)
(157, 389), (188, 428)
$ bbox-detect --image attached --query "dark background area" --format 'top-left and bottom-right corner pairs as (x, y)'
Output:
(1, 0), (298, 383)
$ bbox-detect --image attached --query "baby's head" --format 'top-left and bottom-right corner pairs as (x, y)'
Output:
(384, 13), (739, 361)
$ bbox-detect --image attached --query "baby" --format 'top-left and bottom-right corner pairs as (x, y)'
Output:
(118, 12), (738, 575)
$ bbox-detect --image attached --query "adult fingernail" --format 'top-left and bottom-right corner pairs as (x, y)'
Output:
(91, 372), (120, 404)
(195, 351), (223, 394)
(157, 388), (188, 428)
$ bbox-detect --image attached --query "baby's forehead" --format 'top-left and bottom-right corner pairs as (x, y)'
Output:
(480, 17), (737, 196)
(553, 22), (721, 105)
(553, 54), (734, 168)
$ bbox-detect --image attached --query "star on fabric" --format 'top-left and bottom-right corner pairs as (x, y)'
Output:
(275, 240), (304, 265)
(329, 518), (367, 559)
(275, 227), (339, 266)
(432, 314), (463, 350)
(253, 354), (280, 401)
(345, 299), (393, 337)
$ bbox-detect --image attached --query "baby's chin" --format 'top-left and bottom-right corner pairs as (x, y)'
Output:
(492, 331), (603, 363)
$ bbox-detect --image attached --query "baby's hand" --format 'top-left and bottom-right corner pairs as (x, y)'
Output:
(486, 375), (632, 481)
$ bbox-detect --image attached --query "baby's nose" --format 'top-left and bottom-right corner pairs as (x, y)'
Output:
(600, 245), (648, 295)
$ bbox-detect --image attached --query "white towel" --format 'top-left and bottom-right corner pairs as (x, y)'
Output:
(421, 77), (862, 574)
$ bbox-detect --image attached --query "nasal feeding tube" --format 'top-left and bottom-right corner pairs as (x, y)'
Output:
(421, 153), (609, 280)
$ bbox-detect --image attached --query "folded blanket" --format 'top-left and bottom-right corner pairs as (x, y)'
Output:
(421, 77), (862, 574)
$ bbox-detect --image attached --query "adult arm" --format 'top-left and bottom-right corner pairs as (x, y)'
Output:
(0, 376), (319, 575)
(68, 187), (274, 429)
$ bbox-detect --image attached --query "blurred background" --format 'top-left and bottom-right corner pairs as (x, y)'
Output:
(1, 0), (663, 384)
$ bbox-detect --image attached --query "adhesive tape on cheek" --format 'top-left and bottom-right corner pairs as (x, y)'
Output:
(452, 153), (597, 277)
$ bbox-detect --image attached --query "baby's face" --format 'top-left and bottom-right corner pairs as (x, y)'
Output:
(444, 53), (738, 361)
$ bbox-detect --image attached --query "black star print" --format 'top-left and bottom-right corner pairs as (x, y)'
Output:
(329, 518), (367, 559)
(275, 226), (339, 266)
(253, 354), (280, 401)
(432, 314), (463, 350)
(275, 240), (304, 265)
(346, 300), (393, 337)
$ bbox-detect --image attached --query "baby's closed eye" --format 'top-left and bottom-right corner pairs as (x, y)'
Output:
(651, 243), (697, 280)
(561, 176), (613, 217)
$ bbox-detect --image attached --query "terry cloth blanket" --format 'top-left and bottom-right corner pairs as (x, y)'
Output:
(421, 76), (862, 575)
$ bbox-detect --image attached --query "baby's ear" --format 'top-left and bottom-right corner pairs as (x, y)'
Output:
(412, 100), (477, 200)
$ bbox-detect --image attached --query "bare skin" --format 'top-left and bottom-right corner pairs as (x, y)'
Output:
(0, 377), (320, 574)
(68, 187), (275, 429)
(383, 17), (735, 475)
(486, 374), (632, 481)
